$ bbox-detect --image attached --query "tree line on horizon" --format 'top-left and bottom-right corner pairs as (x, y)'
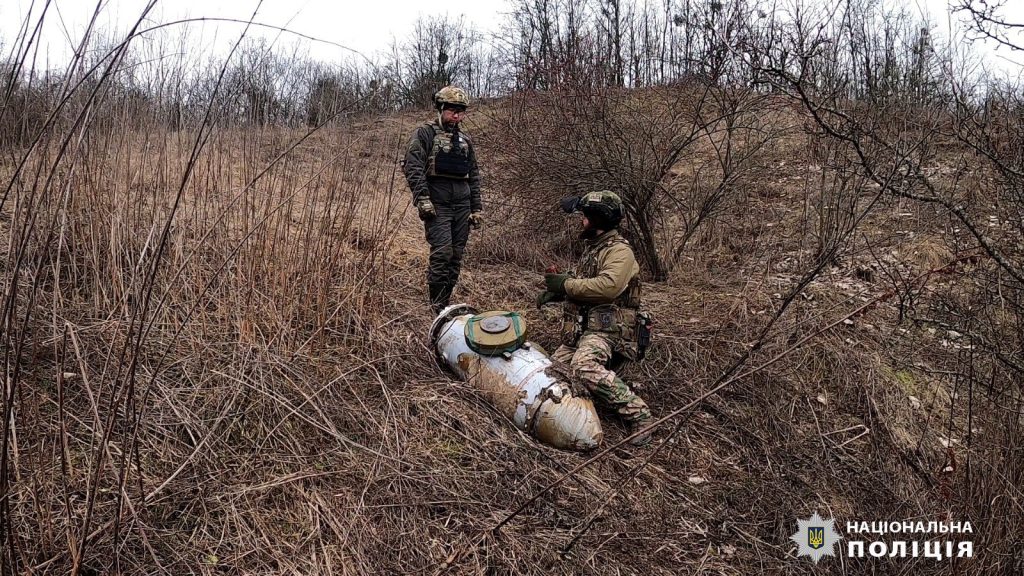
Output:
(0, 0), (1018, 139)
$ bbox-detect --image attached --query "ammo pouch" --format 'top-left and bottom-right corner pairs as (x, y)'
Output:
(566, 304), (642, 361)
(586, 305), (634, 336)
(561, 303), (584, 347)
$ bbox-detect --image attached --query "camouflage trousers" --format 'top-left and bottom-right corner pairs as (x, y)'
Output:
(553, 332), (651, 423)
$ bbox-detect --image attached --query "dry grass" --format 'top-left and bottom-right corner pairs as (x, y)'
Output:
(1, 61), (1022, 576)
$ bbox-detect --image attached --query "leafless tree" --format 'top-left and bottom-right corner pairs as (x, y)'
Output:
(393, 15), (477, 107)
(953, 0), (1024, 52)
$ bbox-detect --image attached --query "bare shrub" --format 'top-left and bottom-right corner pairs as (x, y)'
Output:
(491, 78), (779, 280)
(759, 4), (1024, 571)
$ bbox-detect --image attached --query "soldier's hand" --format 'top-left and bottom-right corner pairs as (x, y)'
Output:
(544, 273), (570, 294)
(468, 211), (483, 230)
(416, 199), (436, 221)
(536, 290), (564, 308)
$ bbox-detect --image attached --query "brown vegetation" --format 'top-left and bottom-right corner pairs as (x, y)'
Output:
(1, 1), (1023, 574)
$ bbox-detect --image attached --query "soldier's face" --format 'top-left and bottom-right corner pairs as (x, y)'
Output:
(441, 107), (467, 125)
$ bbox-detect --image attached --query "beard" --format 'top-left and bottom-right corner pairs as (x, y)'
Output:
(580, 227), (600, 240)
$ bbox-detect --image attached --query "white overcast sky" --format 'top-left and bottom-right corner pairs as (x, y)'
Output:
(0, 0), (1021, 76)
(0, 0), (513, 64)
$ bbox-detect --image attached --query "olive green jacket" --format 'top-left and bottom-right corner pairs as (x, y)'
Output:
(564, 230), (639, 305)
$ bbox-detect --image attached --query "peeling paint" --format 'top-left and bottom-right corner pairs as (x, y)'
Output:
(460, 353), (528, 417)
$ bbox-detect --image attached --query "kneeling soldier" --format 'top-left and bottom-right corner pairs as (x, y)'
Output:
(538, 191), (653, 446)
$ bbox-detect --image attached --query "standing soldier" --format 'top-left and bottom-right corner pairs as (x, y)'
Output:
(403, 86), (483, 314)
(537, 191), (653, 446)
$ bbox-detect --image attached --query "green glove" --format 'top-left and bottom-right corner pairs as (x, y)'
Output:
(544, 273), (570, 294)
(468, 212), (483, 229)
(416, 198), (436, 221)
(536, 291), (564, 308)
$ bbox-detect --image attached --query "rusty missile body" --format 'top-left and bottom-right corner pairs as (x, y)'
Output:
(429, 305), (603, 450)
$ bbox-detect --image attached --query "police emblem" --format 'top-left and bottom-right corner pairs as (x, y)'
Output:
(791, 511), (842, 563)
(808, 526), (824, 549)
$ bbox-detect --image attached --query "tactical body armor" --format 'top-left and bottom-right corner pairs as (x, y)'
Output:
(425, 124), (473, 179)
(563, 234), (646, 360)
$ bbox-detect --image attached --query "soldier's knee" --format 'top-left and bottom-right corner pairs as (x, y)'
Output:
(570, 353), (601, 373)
(572, 345), (611, 370)
(570, 360), (612, 391)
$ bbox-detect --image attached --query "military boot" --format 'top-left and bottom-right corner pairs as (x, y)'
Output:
(626, 415), (653, 446)
(442, 282), (455, 307)
(428, 282), (450, 314)
(608, 377), (652, 446)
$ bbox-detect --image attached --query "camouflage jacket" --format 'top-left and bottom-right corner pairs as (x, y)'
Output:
(564, 230), (640, 306)
(402, 120), (482, 212)
(561, 230), (643, 355)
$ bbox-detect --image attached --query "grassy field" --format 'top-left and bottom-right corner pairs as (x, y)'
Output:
(0, 88), (1021, 576)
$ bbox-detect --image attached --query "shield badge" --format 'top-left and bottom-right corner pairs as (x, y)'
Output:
(808, 527), (825, 550)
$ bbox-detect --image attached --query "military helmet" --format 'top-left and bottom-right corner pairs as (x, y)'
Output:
(434, 86), (470, 110)
(560, 190), (624, 229)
